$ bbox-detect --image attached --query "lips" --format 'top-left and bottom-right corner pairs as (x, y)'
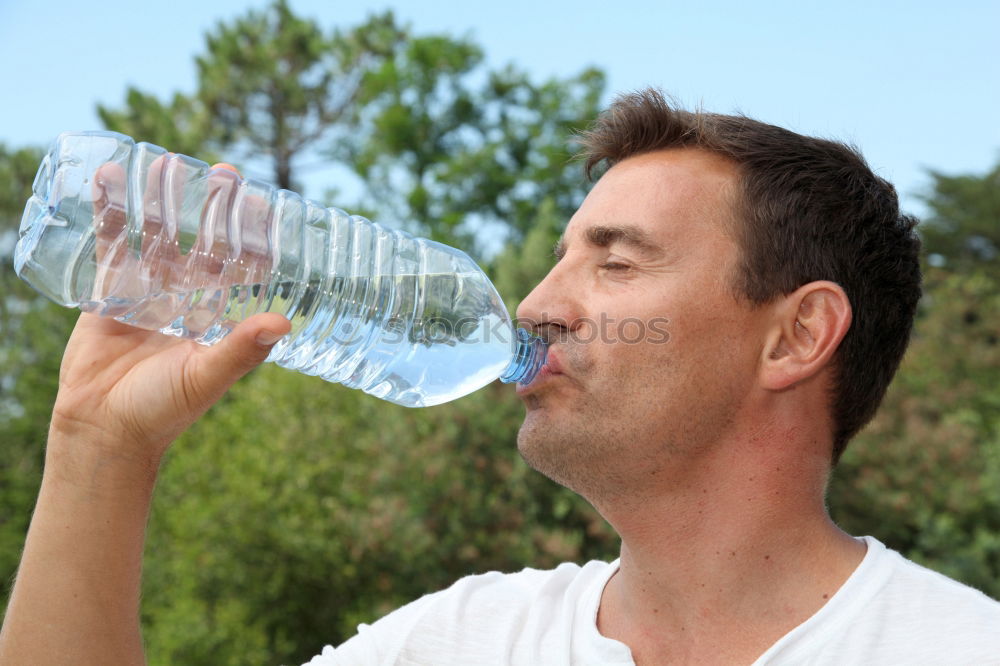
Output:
(515, 347), (565, 396)
(540, 350), (564, 376)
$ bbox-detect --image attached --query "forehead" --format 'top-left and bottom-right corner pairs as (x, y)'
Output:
(563, 148), (739, 248)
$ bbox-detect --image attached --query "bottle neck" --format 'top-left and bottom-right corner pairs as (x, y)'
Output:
(500, 328), (548, 385)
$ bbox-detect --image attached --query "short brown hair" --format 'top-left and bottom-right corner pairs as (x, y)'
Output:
(578, 88), (922, 463)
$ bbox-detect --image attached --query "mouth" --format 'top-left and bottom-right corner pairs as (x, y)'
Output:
(515, 348), (565, 396)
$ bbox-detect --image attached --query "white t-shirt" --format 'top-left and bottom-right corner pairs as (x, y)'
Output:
(303, 537), (1000, 665)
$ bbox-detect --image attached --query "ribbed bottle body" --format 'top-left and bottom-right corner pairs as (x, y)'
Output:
(15, 131), (535, 407)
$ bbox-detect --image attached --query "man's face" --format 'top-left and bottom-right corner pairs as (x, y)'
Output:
(515, 148), (770, 502)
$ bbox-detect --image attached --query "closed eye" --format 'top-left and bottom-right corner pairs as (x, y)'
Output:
(598, 262), (632, 271)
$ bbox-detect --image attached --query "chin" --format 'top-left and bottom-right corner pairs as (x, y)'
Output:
(516, 417), (587, 492)
(516, 414), (550, 462)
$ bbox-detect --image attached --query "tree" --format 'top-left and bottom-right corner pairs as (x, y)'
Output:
(919, 160), (1000, 276)
(96, 1), (604, 258)
(97, 89), (216, 161)
(99, 2), (405, 192)
(338, 32), (484, 243)
(454, 66), (605, 248)
(338, 42), (604, 255)
(196, 2), (403, 191)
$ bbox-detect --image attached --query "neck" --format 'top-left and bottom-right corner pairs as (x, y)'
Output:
(591, 425), (866, 664)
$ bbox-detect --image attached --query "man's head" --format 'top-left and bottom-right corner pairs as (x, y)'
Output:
(515, 89), (921, 492)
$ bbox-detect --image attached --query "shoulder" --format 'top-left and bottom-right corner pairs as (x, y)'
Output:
(763, 538), (1000, 665)
(398, 559), (616, 633)
(434, 559), (614, 606)
(844, 538), (1000, 662)
(304, 560), (618, 666)
(878, 544), (1000, 630)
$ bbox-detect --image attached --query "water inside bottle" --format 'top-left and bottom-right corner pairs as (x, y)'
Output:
(79, 271), (516, 407)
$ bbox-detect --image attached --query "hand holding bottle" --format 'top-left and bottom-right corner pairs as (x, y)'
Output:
(49, 158), (291, 461)
(52, 308), (290, 462)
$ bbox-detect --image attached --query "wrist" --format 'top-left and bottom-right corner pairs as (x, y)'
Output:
(44, 422), (163, 499)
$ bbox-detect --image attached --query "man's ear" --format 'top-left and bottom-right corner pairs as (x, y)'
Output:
(760, 281), (852, 391)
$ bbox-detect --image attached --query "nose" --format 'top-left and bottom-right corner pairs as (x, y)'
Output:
(515, 258), (582, 342)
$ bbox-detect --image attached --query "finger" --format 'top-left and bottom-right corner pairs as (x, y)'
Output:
(187, 313), (291, 404)
(227, 180), (275, 290)
(211, 162), (240, 175)
(92, 162), (127, 259)
(91, 163), (134, 301)
(184, 166), (241, 293)
(140, 154), (183, 291)
(205, 164), (275, 297)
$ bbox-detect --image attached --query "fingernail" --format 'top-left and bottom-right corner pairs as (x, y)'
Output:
(256, 330), (284, 346)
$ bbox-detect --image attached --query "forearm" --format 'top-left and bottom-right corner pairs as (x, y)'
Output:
(0, 310), (287, 665)
(0, 427), (160, 666)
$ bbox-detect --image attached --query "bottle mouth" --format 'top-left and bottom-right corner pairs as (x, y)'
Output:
(500, 328), (548, 385)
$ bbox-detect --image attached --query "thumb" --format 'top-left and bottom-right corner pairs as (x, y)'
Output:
(192, 313), (292, 399)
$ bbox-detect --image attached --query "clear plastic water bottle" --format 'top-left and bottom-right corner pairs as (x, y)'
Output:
(14, 131), (546, 407)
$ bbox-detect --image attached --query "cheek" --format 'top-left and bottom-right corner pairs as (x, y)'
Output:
(594, 330), (676, 394)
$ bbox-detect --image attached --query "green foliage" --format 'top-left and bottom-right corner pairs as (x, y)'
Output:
(339, 43), (603, 255)
(490, 197), (565, 314)
(919, 160), (1000, 276)
(459, 66), (605, 245)
(829, 268), (1000, 597)
(341, 31), (484, 241)
(0, 144), (44, 224)
(98, 89), (217, 161)
(196, 2), (403, 190)
(98, 2), (404, 191)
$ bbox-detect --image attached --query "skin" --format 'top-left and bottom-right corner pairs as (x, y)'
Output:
(515, 148), (863, 664)
(0, 151), (862, 665)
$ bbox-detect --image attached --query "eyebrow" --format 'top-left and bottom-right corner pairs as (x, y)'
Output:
(553, 224), (664, 261)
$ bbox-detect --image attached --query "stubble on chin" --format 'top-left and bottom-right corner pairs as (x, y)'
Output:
(516, 397), (631, 501)
(518, 397), (575, 473)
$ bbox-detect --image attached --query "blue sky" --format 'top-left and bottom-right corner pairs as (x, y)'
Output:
(1, 0), (998, 219)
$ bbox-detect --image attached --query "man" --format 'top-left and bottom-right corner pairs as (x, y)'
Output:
(1, 89), (998, 665)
